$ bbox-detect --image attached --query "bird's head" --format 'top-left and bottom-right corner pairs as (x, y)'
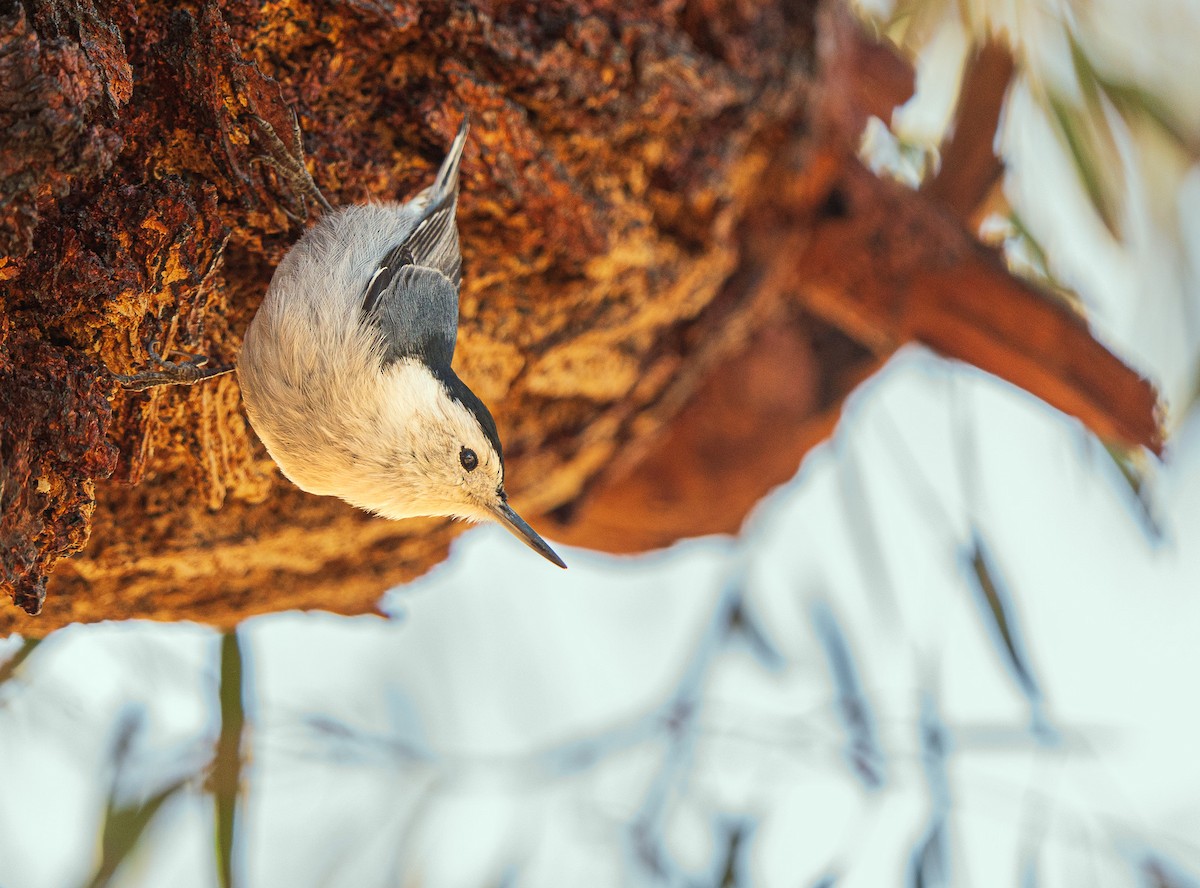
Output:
(383, 361), (566, 569)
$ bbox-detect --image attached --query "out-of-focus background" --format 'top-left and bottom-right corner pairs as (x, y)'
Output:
(3, 0), (1199, 884)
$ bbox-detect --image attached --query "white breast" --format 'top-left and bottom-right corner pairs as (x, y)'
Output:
(238, 203), (420, 496)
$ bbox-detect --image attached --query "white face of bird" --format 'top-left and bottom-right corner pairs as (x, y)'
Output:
(379, 363), (566, 568)
(416, 395), (506, 521)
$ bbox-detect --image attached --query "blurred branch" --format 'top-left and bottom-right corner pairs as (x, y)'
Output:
(921, 40), (1014, 223)
(1088, 438), (1164, 543)
(0, 637), (41, 688)
(1040, 33), (1129, 239)
(87, 778), (187, 888)
(86, 712), (189, 888)
(811, 600), (886, 789)
(963, 531), (1059, 744)
(965, 533), (1037, 699)
(815, 2), (916, 142)
(211, 632), (246, 888)
(836, 437), (905, 622)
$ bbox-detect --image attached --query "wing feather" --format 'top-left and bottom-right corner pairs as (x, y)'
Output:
(361, 119), (470, 367)
(366, 265), (458, 369)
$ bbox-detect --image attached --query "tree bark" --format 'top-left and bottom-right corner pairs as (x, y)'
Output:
(0, 0), (1160, 632)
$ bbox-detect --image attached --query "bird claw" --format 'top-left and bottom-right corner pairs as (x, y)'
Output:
(113, 325), (234, 392)
(246, 109), (333, 219)
(114, 359), (234, 392)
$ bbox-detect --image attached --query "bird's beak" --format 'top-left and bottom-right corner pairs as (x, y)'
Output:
(490, 498), (567, 569)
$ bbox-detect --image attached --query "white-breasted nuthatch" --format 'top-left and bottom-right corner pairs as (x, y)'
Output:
(236, 117), (566, 568)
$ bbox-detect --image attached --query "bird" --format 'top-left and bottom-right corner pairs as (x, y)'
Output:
(234, 113), (566, 569)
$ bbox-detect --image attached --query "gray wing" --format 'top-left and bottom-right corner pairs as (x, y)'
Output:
(362, 120), (470, 367)
(408, 118), (469, 284)
(366, 188), (461, 291)
(365, 265), (459, 368)
(367, 119), (468, 290)
(403, 188), (462, 285)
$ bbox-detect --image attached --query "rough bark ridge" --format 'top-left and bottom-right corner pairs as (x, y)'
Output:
(0, 0), (1160, 631)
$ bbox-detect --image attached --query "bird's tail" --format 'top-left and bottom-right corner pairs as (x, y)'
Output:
(431, 117), (469, 201)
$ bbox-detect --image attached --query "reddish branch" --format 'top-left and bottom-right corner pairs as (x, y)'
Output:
(552, 4), (1160, 552)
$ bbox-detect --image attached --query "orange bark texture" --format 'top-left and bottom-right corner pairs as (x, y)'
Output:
(0, 0), (1160, 632)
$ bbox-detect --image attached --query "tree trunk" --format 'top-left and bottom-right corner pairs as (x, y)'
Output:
(0, 0), (1159, 632)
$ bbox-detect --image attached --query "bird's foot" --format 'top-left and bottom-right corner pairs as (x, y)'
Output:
(113, 324), (234, 392)
(247, 109), (333, 221)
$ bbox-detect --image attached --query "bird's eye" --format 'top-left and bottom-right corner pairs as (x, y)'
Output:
(459, 447), (478, 472)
